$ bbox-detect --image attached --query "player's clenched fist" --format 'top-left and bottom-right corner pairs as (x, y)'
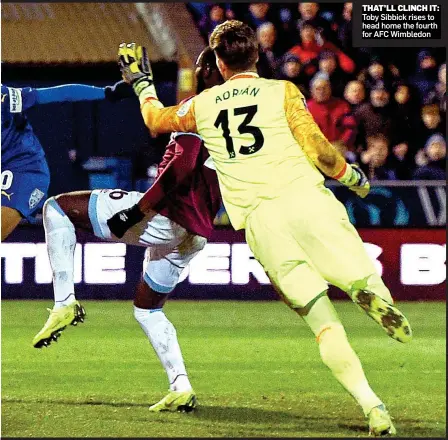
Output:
(118, 43), (153, 97)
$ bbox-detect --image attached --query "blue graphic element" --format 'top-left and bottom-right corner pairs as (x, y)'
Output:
(345, 187), (410, 226)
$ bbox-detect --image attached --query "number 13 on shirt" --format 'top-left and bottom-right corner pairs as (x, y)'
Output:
(214, 105), (265, 159)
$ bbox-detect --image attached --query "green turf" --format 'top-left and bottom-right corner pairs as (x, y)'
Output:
(1, 300), (446, 438)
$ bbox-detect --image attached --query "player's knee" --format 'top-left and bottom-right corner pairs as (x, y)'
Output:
(42, 197), (76, 234)
(143, 273), (176, 294)
(133, 275), (171, 309)
(273, 262), (327, 312)
(43, 197), (66, 218)
(134, 291), (168, 310)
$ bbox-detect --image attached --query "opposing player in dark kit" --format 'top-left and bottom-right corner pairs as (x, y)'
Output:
(32, 47), (223, 412)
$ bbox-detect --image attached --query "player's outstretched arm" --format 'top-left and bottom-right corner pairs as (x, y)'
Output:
(118, 43), (197, 135)
(35, 81), (134, 105)
(1, 83), (129, 115)
(284, 81), (370, 198)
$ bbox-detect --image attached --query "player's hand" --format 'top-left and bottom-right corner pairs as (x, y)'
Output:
(104, 80), (134, 102)
(118, 43), (153, 97)
(106, 204), (145, 239)
(346, 164), (370, 198)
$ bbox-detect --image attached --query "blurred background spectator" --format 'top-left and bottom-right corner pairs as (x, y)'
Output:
(275, 54), (308, 96)
(418, 103), (446, 148)
(67, 148), (90, 190)
(256, 22), (285, 78)
(425, 63), (446, 114)
(288, 21), (355, 78)
(411, 49), (439, 103)
(316, 50), (350, 97)
(392, 82), (420, 150)
(245, 3), (276, 29)
(357, 57), (398, 92)
(198, 4), (226, 40)
(354, 82), (395, 149)
(307, 73), (356, 150)
(413, 134), (446, 180)
(344, 80), (365, 110)
(387, 142), (414, 180)
(360, 134), (398, 181)
(335, 2), (353, 57)
(296, 2), (335, 44)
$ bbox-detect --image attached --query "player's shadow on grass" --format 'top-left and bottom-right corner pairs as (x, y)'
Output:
(2, 397), (150, 409)
(193, 405), (304, 423)
(189, 405), (365, 435)
(6, 399), (443, 437)
(5, 398), (360, 435)
(195, 408), (446, 437)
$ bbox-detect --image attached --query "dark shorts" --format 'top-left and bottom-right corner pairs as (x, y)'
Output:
(1, 160), (50, 222)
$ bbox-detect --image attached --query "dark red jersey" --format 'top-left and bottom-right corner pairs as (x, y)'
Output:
(138, 132), (221, 239)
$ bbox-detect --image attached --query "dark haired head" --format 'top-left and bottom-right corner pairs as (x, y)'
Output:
(209, 20), (259, 74)
(195, 46), (223, 93)
(196, 46), (216, 69)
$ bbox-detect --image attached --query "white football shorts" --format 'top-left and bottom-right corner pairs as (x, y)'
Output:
(88, 189), (206, 293)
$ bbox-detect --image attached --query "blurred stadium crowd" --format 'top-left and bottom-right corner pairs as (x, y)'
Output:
(2, 2), (445, 191)
(188, 2), (446, 181)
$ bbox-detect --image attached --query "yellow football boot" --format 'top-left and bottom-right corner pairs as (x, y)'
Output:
(32, 301), (86, 348)
(352, 290), (412, 343)
(149, 390), (197, 412)
(368, 404), (397, 437)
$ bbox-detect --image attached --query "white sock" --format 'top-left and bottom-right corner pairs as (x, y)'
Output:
(134, 306), (192, 392)
(43, 198), (77, 309)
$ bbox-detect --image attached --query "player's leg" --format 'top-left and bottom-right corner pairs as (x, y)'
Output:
(44, 191), (93, 307)
(133, 236), (206, 412)
(245, 200), (395, 435)
(133, 273), (196, 412)
(33, 189), (142, 348)
(134, 262), (193, 397)
(32, 192), (92, 347)
(69, 189), (201, 410)
(302, 295), (396, 436)
(295, 186), (412, 343)
(1, 207), (22, 241)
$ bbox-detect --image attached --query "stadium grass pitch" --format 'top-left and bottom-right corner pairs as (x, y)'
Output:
(2, 300), (446, 438)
